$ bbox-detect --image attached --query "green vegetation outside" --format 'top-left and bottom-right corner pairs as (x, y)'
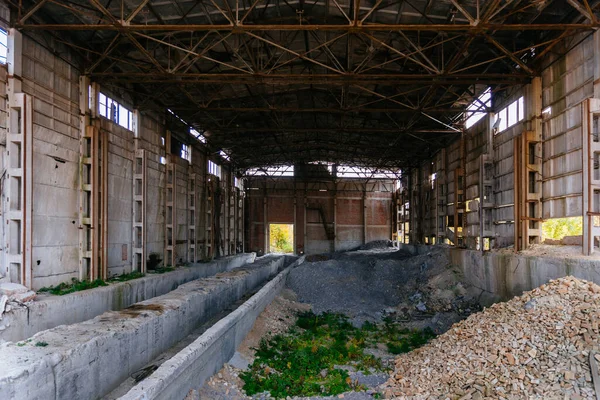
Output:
(270, 224), (294, 253)
(542, 217), (582, 241)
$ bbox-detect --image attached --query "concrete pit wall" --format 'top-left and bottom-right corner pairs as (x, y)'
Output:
(452, 249), (600, 302)
(120, 256), (306, 400)
(399, 244), (600, 303)
(0, 255), (282, 400)
(0, 253), (256, 343)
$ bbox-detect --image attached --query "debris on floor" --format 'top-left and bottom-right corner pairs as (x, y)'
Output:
(0, 282), (36, 304)
(201, 243), (474, 399)
(287, 245), (480, 332)
(0, 283), (35, 325)
(382, 276), (600, 399)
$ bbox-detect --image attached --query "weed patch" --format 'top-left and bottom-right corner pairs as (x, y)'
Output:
(240, 311), (435, 398)
(38, 278), (108, 296)
(151, 266), (174, 274)
(108, 271), (145, 282)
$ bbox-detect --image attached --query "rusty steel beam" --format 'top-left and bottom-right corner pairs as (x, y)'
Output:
(168, 106), (482, 114)
(14, 23), (600, 31)
(206, 127), (459, 133)
(89, 72), (531, 83)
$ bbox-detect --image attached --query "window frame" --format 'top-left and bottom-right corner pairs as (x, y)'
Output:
(98, 92), (134, 131)
(494, 96), (525, 135)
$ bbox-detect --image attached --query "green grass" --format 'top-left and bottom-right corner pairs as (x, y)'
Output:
(240, 311), (435, 399)
(108, 271), (145, 282)
(35, 341), (48, 347)
(151, 266), (174, 274)
(38, 278), (108, 296)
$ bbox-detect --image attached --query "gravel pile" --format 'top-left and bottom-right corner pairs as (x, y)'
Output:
(382, 276), (600, 399)
(287, 246), (479, 330)
(287, 251), (412, 326)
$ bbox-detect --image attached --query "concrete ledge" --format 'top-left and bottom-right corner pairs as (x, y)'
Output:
(0, 253), (256, 343)
(0, 255), (281, 400)
(398, 243), (600, 303)
(451, 248), (600, 302)
(120, 256), (306, 400)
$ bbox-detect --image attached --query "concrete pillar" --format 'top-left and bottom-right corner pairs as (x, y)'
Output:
(263, 192), (268, 254)
(7, 29), (22, 96)
(363, 188), (367, 244)
(303, 191), (307, 253)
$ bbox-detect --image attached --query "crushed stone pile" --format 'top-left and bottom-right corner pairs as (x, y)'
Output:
(382, 276), (600, 400)
(287, 245), (481, 331)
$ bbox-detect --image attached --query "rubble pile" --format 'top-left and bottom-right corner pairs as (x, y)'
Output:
(383, 276), (600, 399)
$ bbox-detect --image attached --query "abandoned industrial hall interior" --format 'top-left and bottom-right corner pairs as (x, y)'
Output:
(5, 0), (600, 399)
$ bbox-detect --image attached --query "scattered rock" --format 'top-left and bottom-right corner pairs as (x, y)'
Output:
(382, 276), (600, 399)
(0, 282), (35, 303)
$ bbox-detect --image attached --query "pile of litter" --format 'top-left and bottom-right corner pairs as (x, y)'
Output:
(382, 276), (600, 399)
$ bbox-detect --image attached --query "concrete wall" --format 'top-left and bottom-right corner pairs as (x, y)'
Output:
(399, 243), (600, 304)
(22, 35), (81, 288)
(0, 253), (255, 343)
(0, 256), (283, 400)
(246, 177), (394, 255)
(541, 34), (593, 218)
(398, 32), (596, 252)
(451, 248), (600, 302)
(0, 31), (244, 290)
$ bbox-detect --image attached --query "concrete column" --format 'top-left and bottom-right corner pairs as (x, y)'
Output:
(303, 192), (307, 254)
(293, 196), (297, 254)
(7, 29), (22, 96)
(333, 195), (337, 252)
(594, 30), (600, 98)
(363, 188), (367, 244)
(263, 193), (268, 254)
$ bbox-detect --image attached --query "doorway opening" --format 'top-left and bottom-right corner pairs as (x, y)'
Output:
(269, 224), (294, 254)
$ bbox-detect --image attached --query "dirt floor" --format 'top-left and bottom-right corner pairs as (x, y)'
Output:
(197, 243), (482, 400)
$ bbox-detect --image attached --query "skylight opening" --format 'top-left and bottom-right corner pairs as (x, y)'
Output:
(245, 166), (294, 177)
(219, 150), (230, 161)
(465, 88), (491, 129)
(336, 165), (398, 179)
(190, 128), (207, 143)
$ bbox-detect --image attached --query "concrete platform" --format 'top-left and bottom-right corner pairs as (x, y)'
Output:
(0, 253), (256, 343)
(0, 255), (282, 400)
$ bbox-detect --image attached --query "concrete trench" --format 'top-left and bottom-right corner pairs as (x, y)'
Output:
(118, 256), (305, 400)
(0, 253), (256, 343)
(0, 255), (284, 400)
